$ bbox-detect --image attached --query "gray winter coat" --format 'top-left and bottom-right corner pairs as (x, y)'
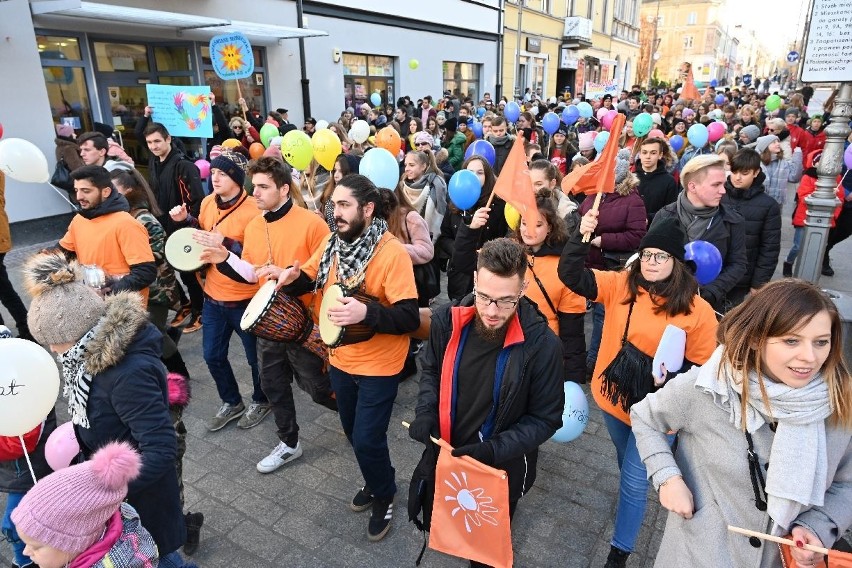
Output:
(631, 359), (852, 568)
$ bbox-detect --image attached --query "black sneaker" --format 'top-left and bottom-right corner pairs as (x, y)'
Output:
(604, 545), (630, 568)
(822, 263), (835, 277)
(350, 486), (373, 512)
(783, 261), (793, 278)
(367, 496), (394, 542)
(183, 511), (204, 555)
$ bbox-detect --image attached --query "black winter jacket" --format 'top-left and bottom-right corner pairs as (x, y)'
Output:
(652, 198), (747, 312)
(636, 163), (678, 226)
(722, 172), (781, 289)
(147, 146), (205, 235)
(415, 295), (564, 502)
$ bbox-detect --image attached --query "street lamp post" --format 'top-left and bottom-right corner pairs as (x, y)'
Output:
(795, 82), (852, 281)
(515, 0), (525, 98)
(646, 0), (661, 89)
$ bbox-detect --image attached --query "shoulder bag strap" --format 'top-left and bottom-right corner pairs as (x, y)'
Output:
(528, 262), (558, 316)
(621, 301), (635, 346)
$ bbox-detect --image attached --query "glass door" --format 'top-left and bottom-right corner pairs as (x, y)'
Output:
(98, 81), (150, 172)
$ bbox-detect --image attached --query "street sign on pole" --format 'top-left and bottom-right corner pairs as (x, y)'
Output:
(800, 0), (852, 82)
(786, 51), (799, 63)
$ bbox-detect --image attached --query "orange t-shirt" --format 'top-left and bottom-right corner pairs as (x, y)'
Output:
(60, 211), (154, 302)
(242, 205), (329, 310)
(591, 270), (718, 425)
(526, 254), (586, 335)
(198, 192), (260, 302)
(301, 231), (418, 376)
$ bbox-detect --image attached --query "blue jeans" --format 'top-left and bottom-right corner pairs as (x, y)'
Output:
(202, 300), (265, 406)
(160, 551), (197, 568)
(329, 367), (399, 499)
(786, 227), (804, 264)
(586, 302), (605, 368)
(2, 492), (31, 567)
(603, 413), (674, 553)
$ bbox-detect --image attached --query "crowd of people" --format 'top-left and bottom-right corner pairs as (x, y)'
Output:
(0, 72), (849, 568)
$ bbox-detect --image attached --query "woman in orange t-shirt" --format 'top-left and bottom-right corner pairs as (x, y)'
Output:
(558, 211), (717, 567)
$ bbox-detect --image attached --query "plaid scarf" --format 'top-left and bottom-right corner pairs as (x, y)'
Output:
(57, 326), (98, 429)
(315, 217), (388, 289)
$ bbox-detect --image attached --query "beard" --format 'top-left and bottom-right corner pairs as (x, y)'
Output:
(473, 311), (511, 343)
(336, 212), (367, 243)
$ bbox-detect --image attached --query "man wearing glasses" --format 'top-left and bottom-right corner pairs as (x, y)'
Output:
(409, 238), (563, 563)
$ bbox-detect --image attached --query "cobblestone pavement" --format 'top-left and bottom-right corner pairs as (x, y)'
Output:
(1, 192), (851, 567)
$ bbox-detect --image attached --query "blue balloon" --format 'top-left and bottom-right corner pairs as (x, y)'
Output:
(464, 139), (496, 167)
(687, 123), (709, 148)
(471, 121), (483, 139)
(684, 240), (723, 285)
(370, 93), (381, 107)
(476, 106), (486, 118)
(448, 170), (482, 211)
(710, 78), (718, 87)
(714, 94), (725, 105)
(359, 148), (399, 190)
(669, 135), (685, 152)
(551, 382), (589, 443)
(504, 101), (521, 123)
(562, 105), (580, 125)
(593, 131), (610, 153)
(541, 112), (561, 135)
(577, 101), (593, 119)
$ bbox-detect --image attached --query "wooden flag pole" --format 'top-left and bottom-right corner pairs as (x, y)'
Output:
(581, 191), (604, 243)
(235, 80), (247, 121)
(727, 526), (830, 555)
(401, 421), (506, 478)
(485, 187), (498, 208)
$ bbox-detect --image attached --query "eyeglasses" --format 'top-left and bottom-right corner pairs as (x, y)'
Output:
(640, 251), (673, 264)
(416, 142), (431, 147)
(232, 126), (243, 130)
(473, 289), (520, 310)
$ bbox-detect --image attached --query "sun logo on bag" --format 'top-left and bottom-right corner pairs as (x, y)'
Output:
(443, 471), (500, 533)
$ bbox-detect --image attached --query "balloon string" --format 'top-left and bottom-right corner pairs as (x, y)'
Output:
(18, 434), (38, 485)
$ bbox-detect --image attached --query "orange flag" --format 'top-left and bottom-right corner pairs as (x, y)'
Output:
(703, 85), (713, 99)
(429, 445), (513, 568)
(492, 135), (539, 225)
(560, 112), (626, 197)
(681, 63), (701, 100)
(782, 545), (852, 568)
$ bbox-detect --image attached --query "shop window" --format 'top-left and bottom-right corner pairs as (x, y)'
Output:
(94, 42), (149, 72)
(443, 62), (481, 102)
(154, 46), (192, 72)
(37, 36), (81, 60)
(343, 54), (396, 113)
(44, 67), (94, 134)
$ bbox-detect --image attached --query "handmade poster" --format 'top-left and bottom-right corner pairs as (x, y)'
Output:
(145, 84), (212, 138)
(209, 32), (254, 80)
(585, 80), (619, 100)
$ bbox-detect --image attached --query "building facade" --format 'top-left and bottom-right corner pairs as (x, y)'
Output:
(1, 0), (499, 223)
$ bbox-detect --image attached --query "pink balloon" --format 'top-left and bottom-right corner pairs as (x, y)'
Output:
(648, 129), (665, 139)
(601, 110), (619, 131)
(45, 422), (80, 471)
(596, 107), (609, 120)
(195, 158), (211, 179)
(707, 122), (727, 143)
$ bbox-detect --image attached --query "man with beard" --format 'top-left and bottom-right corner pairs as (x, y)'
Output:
(58, 165), (156, 301)
(277, 174), (419, 542)
(199, 157), (337, 474)
(408, 238), (563, 566)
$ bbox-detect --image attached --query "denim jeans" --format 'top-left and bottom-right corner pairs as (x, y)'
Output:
(2, 492), (31, 567)
(201, 300), (265, 406)
(786, 227), (804, 264)
(603, 412), (674, 553)
(160, 550), (196, 568)
(329, 367), (399, 499)
(586, 302), (605, 368)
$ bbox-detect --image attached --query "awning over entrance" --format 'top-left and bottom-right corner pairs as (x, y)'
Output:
(30, 1), (328, 41)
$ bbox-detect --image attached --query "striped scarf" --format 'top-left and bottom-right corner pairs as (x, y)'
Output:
(57, 326), (97, 429)
(315, 217), (388, 289)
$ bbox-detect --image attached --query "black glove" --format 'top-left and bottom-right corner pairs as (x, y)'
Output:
(409, 413), (438, 444)
(451, 442), (495, 466)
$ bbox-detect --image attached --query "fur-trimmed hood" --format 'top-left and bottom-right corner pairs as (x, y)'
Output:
(85, 291), (150, 375)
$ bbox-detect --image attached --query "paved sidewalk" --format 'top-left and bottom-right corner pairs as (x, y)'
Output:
(1, 193), (851, 567)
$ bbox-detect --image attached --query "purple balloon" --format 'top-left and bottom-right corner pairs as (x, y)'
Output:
(464, 139), (496, 167)
(684, 240), (722, 285)
(845, 144), (852, 170)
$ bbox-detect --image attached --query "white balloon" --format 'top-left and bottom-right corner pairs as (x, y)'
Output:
(316, 119), (329, 130)
(350, 120), (370, 144)
(549, 96), (557, 105)
(529, 106), (539, 117)
(0, 339), (60, 436)
(0, 138), (50, 183)
(270, 136), (283, 147)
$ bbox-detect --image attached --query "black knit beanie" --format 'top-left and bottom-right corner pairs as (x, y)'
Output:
(640, 217), (686, 262)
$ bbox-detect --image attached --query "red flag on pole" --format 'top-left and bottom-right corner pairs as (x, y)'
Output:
(491, 135), (540, 226)
(560, 112), (626, 197)
(429, 443), (513, 568)
(680, 62), (701, 100)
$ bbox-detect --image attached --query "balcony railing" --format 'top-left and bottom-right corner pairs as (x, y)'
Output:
(611, 18), (639, 45)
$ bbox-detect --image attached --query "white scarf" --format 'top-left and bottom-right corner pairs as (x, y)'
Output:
(695, 345), (831, 533)
(56, 327), (98, 429)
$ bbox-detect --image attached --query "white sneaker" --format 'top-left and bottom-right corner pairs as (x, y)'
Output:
(256, 441), (303, 473)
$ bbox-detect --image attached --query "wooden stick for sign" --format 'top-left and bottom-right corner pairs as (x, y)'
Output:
(235, 80), (247, 121)
(727, 525), (830, 555)
(401, 420), (507, 479)
(581, 191), (604, 243)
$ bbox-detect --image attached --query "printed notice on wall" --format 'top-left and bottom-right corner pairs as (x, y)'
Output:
(801, 0), (852, 82)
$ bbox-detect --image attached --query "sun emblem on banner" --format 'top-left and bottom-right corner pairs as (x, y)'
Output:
(217, 43), (246, 73)
(443, 471), (500, 533)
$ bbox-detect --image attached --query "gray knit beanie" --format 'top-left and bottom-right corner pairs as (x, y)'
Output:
(615, 148), (632, 185)
(740, 124), (761, 143)
(753, 134), (779, 155)
(24, 252), (105, 346)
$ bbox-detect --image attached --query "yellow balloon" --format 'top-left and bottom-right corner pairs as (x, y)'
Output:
(221, 138), (242, 149)
(504, 203), (520, 230)
(281, 130), (314, 171)
(311, 129), (342, 171)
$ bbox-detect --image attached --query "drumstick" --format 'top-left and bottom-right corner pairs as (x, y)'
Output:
(727, 526), (830, 554)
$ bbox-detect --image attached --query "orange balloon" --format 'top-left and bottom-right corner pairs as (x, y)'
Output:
(221, 138), (242, 149)
(375, 127), (401, 156)
(249, 142), (265, 160)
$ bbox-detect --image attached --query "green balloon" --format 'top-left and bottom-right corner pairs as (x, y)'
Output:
(633, 113), (653, 137)
(260, 123), (279, 148)
(765, 94), (782, 112)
